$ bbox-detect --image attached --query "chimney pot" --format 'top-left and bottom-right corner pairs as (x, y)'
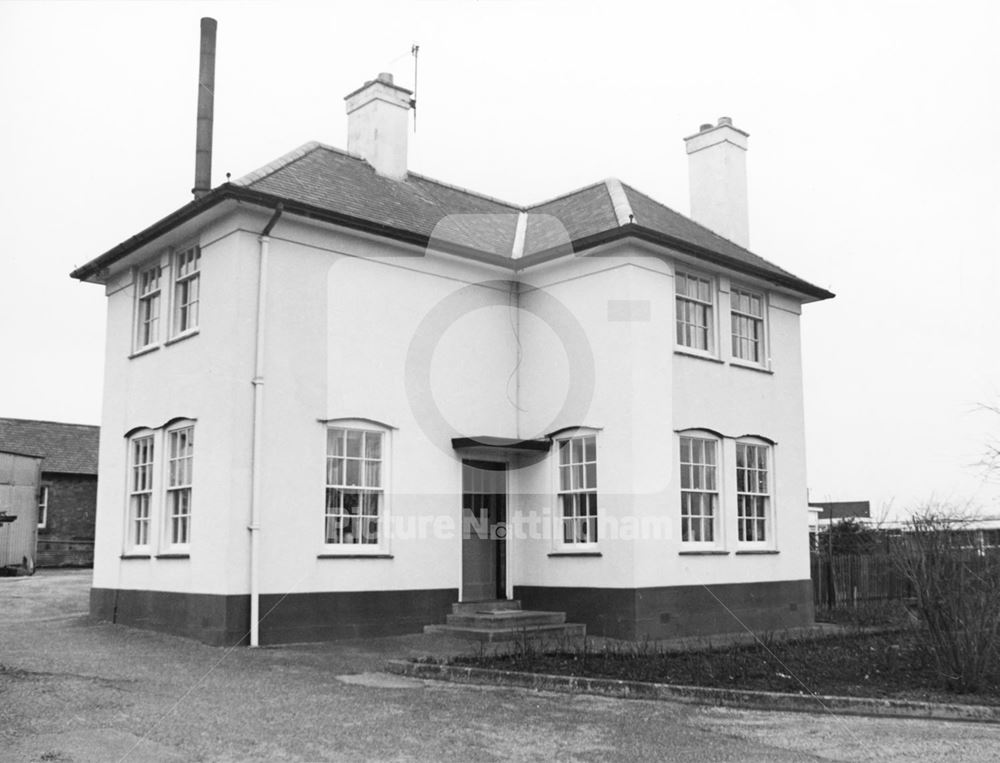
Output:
(700, 123), (713, 132)
(717, 116), (732, 127)
(377, 72), (394, 84)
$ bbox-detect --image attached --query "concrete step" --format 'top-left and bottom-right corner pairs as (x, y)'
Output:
(424, 622), (586, 643)
(451, 599), (522, 615)
(445, 610), (566, 628)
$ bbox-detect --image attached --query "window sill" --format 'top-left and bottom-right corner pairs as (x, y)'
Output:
(674, 347), (724, 364)
(735, 549), (779, 555)
(128, 345), (160, 360)
(317, 553), (394, 559)
(547, 551), (602, 557)
(155, 553), (190, 560)
(679, 549), (730, 555)
(164, 329), (200, 347)
(120, 553), (151, 560)
(729, 359), (774, 374)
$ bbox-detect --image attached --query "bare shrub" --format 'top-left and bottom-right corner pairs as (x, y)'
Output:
(890, 509), (1000, 693)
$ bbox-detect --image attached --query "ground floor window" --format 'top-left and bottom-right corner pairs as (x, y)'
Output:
(736, 441), (770, 544)
(128, 434), (154, 549)
(325, 427), (383, 545)
(679, 434), (719, 544)
(166, 425), (194, 547)
(557, 434), (598, 545)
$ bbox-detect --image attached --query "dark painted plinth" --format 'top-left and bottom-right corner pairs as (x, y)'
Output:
(90, 587), (457, 647)
(514, 579), (814, 640)
(258, 588), (456, 644)
(90, 587), (250, 646)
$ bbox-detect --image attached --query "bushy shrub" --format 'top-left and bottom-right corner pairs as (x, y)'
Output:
(890, 510), (1000, 692)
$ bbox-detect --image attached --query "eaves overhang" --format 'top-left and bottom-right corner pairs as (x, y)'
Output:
(73, 188), (834, 303)
(516, 223), (835, 302)
(70, 183), (516, 283)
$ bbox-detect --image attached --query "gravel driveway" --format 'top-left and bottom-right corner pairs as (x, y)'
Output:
(2, 570), (999, 762)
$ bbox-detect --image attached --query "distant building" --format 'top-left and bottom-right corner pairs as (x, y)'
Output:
(0, 418), (99, 567)
(808, 501), (871, 530)
(0, 451), (42, 571)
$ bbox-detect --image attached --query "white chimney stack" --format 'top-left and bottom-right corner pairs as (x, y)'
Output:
(684, 117), (750, 248)
(344, 73), (413, 180)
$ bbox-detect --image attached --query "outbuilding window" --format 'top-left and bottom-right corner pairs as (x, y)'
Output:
(37, 486), (49, 530)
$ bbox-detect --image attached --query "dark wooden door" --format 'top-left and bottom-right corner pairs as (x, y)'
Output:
(461, 460), (507, 601)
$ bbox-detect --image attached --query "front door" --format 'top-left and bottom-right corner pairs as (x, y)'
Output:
(461, 460), (507, 601)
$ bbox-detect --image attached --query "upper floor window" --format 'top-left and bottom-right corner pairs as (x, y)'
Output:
(173, 245), (201, 335)
(135, 265), (162, 350)
(128, 434), (155, 549)
(679, 434), (719, 544)
(736, 441), (771, 544)
(325, 427), (383, 546)
(557, 434), (598, 545)
(166, 425), (194, 547)
(731, 287), (765, 364)
(675, 272), (714, 352)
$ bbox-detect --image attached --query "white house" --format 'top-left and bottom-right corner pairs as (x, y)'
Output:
(73, 73), (833, 646)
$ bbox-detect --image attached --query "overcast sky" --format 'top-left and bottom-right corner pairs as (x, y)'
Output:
(2, 0), (998, 517)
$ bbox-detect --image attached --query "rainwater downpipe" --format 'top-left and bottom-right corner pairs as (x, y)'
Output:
(250, 204), (283, 647)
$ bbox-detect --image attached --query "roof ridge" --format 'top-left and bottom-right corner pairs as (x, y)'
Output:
(0, 417), (99, 430)
(233, 141), (324, 186)
(526, 180), (609, 210)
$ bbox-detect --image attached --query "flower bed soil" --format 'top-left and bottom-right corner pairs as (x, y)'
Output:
(453, 629), (1000, 707)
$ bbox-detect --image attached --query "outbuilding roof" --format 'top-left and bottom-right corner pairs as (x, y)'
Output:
(71, 142), (833, 300)
(0, 418), (99, 475)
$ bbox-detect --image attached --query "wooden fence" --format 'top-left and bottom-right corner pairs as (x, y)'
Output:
(810, 552), (913, 611)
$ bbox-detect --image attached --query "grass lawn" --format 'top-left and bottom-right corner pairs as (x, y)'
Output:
(452, 626), (1000, 707)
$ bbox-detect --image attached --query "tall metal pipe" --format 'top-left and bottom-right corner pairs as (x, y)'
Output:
(192, 17), (217, 199)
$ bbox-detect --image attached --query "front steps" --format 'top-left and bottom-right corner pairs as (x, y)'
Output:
(424, 600), (586, 643)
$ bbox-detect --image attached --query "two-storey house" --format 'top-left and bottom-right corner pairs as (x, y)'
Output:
(73, 73), (832, 646)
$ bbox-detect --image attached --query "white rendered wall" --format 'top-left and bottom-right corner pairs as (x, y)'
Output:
(92, 209), (812, 602)
(252, 217), (520, 594)
(510, 245), (810, 593)
(92, 216), (259, 596)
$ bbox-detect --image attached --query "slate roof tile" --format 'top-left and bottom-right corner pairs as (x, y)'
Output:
(77, 141), (831, 299)
(0, 418), (99, 475)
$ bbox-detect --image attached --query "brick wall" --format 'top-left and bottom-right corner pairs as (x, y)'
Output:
(37, 473), (96, 567)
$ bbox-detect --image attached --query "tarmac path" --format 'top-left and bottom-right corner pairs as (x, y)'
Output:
(2, 570), (999, 762)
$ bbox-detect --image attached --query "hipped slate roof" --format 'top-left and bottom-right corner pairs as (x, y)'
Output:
(0, 418), (99, 475)
(71, 142), (833, 300)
